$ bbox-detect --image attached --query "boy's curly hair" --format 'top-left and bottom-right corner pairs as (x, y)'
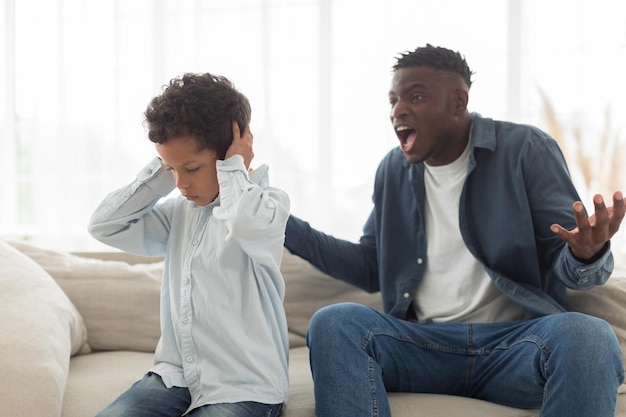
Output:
(144, 73), (251, 159)
(393, 44), (474, 89)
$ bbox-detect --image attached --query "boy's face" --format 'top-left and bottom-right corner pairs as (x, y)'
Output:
(156, 136), (219, 206)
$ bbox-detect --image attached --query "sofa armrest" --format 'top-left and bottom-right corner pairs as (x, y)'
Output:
(1, 239), (88, 416)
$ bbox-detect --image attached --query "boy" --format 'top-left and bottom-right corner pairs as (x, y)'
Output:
(89, 73), (289, 417)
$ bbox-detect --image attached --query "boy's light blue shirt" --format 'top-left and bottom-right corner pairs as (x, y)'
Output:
(89, 155), (290, 413)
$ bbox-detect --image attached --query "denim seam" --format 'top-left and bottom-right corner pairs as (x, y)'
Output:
(362, 328), (486, 355)
(495, 335), (552, 411)
(494, 335), (552, 355)
(464, 324), (475, 395)
(368, 356), (379, 417)
(360, 331), (383, 417)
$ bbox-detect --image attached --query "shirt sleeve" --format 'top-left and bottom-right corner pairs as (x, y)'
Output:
(212, 155), (290, 264)
(87, 157), (176, 256)
(520, 129), (615, 290)
(554, 241), (614, 289)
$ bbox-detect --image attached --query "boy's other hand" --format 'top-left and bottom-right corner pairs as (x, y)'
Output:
(226, 121), (254, 170)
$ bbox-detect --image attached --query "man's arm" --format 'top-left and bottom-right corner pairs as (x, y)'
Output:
(284, 213), (380, 293)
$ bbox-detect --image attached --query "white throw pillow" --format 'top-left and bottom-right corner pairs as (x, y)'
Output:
(0, 239), (88, 417)
(9, 240), (162, 352)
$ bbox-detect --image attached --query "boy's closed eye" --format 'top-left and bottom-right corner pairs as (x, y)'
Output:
(165, 166), (201, 173)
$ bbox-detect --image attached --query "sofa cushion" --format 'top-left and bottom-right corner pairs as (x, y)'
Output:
(0, 239), (88, 417)
(62, 351), (154, 417)
(8, 240), (162, 353)
(281, 249), (383, 348)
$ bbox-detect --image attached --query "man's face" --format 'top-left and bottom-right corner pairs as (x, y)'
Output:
(388, 66), (467, 165)
(156, 136), (219, 206)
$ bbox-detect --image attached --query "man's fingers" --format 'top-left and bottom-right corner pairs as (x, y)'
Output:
(610, 191), (625, 235)
(572, 200), (591, 234)
(614, 191), (625, 207)
(552, 192), (624, 261)
(550, 223), (570, 239)
(592, 194), (610, 227)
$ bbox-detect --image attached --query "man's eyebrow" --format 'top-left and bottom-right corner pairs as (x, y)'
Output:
(403, 82), (428, 93)
(389, 82), (427, 96)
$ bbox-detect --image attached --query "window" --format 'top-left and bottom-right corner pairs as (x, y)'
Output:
(1, 0), (625, 254)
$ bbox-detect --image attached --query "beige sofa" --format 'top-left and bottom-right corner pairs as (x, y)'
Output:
(2, 238), (626, 417)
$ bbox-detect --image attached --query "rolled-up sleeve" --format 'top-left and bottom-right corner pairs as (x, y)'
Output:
(87, 157), (176, 255)
(213, 155), (290, 263)
(554, 242), (614, 289)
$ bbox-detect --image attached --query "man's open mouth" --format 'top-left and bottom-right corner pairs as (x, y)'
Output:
(396, 125), (415, 144)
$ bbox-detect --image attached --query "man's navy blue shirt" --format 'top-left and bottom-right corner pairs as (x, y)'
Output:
(285, 113), (614, 321)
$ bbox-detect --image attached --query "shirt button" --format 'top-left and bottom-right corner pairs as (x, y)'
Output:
(186, 356), (193, 363)
(417, 258), (423, 264)
(403, 292), (410, 298)
(182, 317), (189, 325)
(192, 239), (198, 245)
(183, 277), (190, 285)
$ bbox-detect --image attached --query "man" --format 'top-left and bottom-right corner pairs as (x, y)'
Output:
(285, 44), (625, 417)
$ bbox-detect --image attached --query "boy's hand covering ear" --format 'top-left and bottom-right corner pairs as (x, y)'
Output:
(226, 121), (254, 170)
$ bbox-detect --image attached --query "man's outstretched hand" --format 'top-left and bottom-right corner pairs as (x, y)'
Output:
(551, 191), (625, 261)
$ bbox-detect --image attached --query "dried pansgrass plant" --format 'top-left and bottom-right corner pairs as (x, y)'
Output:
(539, 87), (626, 202)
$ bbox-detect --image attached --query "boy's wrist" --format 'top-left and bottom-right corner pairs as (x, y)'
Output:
(137, 157), (175, 196)
(218, 154), (246, 170)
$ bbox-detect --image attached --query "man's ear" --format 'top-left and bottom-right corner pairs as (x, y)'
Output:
(453, 88), (469, 113)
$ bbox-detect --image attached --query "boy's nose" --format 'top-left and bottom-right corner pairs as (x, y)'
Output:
(175, 174), (190, 189)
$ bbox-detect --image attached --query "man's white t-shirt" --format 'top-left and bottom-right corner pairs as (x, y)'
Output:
(414, 139), (528, 323)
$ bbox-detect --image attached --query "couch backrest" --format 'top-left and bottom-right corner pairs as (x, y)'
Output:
(8, 237), (626, 395)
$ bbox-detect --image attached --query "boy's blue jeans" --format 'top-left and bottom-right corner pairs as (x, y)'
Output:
(94, 372), (283, 417)
(307, 302), (625, 417)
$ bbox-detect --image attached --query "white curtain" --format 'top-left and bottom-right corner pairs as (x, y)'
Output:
(1, 0), (625, 253)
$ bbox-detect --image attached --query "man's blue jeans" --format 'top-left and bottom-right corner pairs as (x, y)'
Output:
(307, 302), (625, 417)
(94, 372), (283, 417)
